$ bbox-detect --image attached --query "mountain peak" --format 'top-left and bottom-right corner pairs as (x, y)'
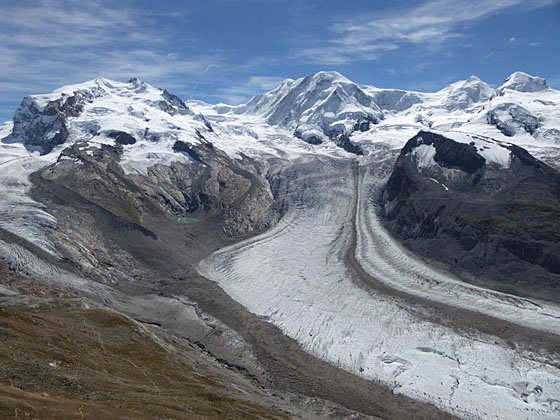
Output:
(501, 71), (547, 93)
(242, 70), (381, 144)
(127, 77), (142, 85)
(8, 77), (194, 154)
(466, 75), (482, 82)
(440, 75), (494, 109)
(307, 71), (350, 84)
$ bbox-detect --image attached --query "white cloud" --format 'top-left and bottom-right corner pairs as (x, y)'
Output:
(509, 37), (516, 43)
(297, 0), (559, 64)
(216, 76), (286, 104)
(0, 0), (223, 103)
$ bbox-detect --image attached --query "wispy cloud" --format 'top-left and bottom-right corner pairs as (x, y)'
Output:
(0, 0), (139, 48)
(297, 0), (558, 64)
(215, 76), (286, 104)
(0, 0), (220, 100)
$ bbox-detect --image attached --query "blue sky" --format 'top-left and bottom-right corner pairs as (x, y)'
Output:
(0, 0), (559, 121)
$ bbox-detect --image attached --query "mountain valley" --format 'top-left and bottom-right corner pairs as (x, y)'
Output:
(1, 71), (560, 419)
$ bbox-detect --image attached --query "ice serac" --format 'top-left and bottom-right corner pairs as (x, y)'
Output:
(383, 130), (560, 301)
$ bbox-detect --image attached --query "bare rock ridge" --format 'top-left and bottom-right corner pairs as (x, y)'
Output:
(383, 130), (560, 301)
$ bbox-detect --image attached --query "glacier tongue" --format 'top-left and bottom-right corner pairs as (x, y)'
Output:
(199, 156), (560, 420)
(0, 128), (58, 255)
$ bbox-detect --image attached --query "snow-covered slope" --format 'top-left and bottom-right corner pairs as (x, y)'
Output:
(235, 71), (383, 143)
(190, 70), (560, 162)
(499, 71), (548, 93)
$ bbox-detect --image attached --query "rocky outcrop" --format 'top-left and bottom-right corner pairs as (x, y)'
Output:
(333, 134), (363, 155)
(10, 89), (106, 154)
(108, 131), (137, 145)
(27, 138), (278, 286)
(160, 89), (192, 116)
(382, 130), (560, 301)
(487, 103), (540, 137)
(294, 129), (323, 145)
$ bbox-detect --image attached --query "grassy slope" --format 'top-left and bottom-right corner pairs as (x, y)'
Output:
(0, 264), (287, 420)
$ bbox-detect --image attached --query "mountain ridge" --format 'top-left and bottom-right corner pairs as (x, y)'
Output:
(4, 70), (559, 158)
(2, 71), (560, 420)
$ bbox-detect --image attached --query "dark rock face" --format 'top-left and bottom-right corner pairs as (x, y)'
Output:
(487, 110), (516, 137)
(486, 104), (540, 137)
(9, 88), (107, 154)
(172, 140), (203, 162)
(160, 89), (191, 116)
(333, 134), (363, 155)
(400, 132), (485, 174)
(107, 131), (136, 145)
(294, 129), (323, 145)
(382, 130), (560, 301)
(353, 119), (372, 132)
(29, 138), (278, 286)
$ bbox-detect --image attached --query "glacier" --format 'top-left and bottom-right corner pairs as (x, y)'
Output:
(1, 71), (560, 419)
(199, 156), (560, 420)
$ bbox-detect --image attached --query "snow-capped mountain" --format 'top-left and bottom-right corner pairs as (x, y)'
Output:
(2, 71), (560, 420)
(5, 77), (214, 169)
(235, 71), (384, 145)
(2, 70), (559, 257)
(4, 70), (560, 166)
(187, 70), (560, 163)
(438, 76), (495, 110)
